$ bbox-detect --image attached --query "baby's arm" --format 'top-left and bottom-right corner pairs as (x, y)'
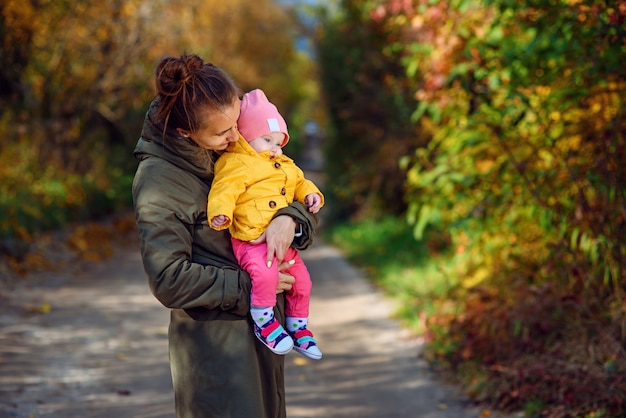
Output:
(211, 214), (230, 229)
(207, 153), (249, 231)
(304, 193), (322, 214)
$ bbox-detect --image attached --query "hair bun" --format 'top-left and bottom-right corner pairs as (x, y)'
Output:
(156, 54), (205, 97)
(183, 54), (204, 72)
(153, 53), (238, 135)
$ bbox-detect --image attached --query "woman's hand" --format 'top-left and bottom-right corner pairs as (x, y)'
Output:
(249, 215), (296, 267)
(276, 260), (296, 294)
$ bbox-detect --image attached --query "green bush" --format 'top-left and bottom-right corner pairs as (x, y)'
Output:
(0, 143), (133, 241)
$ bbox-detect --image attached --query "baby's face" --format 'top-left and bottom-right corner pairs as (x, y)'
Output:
(247, 131), (285, 158)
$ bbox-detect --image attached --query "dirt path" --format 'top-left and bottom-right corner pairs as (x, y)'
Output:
(286, 243), (489, 418)
(0, 242), (174, 418)
(0, 233), (496, 418)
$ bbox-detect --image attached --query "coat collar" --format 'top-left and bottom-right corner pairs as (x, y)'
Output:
(133, 99), (217, 180)
(227, 136), (293, 163)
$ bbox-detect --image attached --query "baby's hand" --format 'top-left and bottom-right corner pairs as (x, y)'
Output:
(304, 193), (322, 214)
(211, 215), (230, 228)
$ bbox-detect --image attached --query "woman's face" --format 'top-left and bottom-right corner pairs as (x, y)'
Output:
(180, 99), (240, 150)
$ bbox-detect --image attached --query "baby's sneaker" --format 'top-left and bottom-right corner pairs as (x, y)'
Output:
(253, 317), (293, 355)
(289, 328), (322, 360)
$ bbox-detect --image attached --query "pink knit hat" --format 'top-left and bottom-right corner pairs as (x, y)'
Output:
(238, 89), (290, 147)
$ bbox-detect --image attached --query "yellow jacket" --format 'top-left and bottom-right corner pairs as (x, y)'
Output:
(208, 136), (324, 241)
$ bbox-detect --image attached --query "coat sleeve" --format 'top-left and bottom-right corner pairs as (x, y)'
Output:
(275, 201), (319, 251)
(132, 158), (251, 314)
(292, 165), (325, 208)
(207, 154), (249, 231)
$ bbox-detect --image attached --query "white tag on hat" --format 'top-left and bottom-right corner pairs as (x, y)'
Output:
(267, 118), (280, 132)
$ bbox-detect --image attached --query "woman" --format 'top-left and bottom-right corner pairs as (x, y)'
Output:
(132, 54), (318, 417)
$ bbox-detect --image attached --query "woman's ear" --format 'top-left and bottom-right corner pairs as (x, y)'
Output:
(177, 128), (190, 138)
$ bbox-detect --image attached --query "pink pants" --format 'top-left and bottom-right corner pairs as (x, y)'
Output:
(231, 238), (311, 318)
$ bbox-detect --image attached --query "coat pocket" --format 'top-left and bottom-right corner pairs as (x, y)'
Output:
(251, 197), (288, 228)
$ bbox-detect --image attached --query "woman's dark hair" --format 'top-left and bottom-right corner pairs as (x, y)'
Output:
(154, 54), (239, 134)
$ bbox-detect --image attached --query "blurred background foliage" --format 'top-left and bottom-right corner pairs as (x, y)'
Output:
(2, 0), (625, 416)
(0, 0), (320, 242)
(318, 0), (625, 416)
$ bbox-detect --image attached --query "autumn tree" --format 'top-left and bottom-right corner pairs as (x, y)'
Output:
(317, 0), (423, 221)
(0, 0), (313, 239)
(317, 0), (625, 415)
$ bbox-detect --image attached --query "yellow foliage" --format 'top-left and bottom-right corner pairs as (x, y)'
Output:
(22, 301), (51, 314)
(1, 0), (36, 43)
(292, 357), (309, 366)
(22, 251), (52, 271)
(475, 159), (495, 174)
(534, 85), (552, 96)
(462, 267), (490, 288)
(549, 111), (560, 121)
(3, 0), (309, 163)
(2, 212), (138, 278)
(163, 0), (299, 103)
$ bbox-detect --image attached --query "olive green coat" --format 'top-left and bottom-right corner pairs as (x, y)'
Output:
(132, 100), (317, 418)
